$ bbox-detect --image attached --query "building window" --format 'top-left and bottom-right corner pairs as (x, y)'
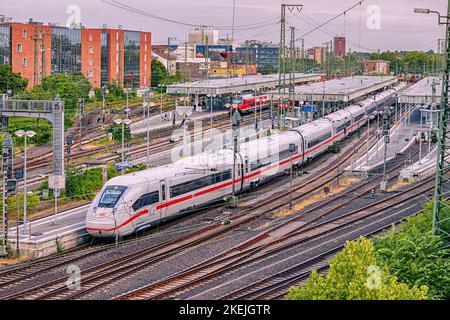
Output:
(22, 58), (27, 67)
(89, 33), (93, 41)
(17, 43), (22, 53)
(144, 54), (147, 62)
(22, 30), (27, 39)
(145, 43), (147, 52)
(89, 58), (93, 66)
(89, 45), (93, 53)
(144, 34), (147, 41)
(88, 70), (93, 78)
(116, 54), (119, 62)
(116, 32), (119, 40)
(124, 31), (141, 88)
(51, 26), (82, 74)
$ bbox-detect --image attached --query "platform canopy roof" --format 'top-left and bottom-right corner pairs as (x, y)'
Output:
(398, 77), (442, 104)
(166, 73), (323, 96)
(271, 75), (398, 103)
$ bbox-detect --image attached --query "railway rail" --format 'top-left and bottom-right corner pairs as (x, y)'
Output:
(0, 121), (378, 300)
(114, 173), (434, 300)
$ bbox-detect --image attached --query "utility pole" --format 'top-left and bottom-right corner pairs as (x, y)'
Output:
(78, 98), (84, 151)
(231, 110), (241, 208)
(204, 35), (209, 82)
(301, 39), (305, 73)
(380, 107), (391, 192)
(289, 27), (296, 119)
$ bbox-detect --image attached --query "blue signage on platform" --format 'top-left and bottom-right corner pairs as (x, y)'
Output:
(301, 105), (315, 113)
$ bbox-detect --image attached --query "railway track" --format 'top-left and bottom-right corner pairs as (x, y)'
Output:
(0, 121), (377, 300)
(114, 174), (434, 300)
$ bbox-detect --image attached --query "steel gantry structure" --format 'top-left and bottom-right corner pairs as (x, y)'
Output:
(278, 4), (303, 128)
(416, 2), (450, 237)
(434, 3), (450, 237)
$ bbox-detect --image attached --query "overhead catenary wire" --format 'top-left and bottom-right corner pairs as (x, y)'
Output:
(101, 0), (280, 31)
(295, 0), (364, 42)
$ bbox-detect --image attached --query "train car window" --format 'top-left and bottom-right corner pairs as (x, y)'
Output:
(307, 132), (332, 149)
(170, 170), (231, 198)
(279, 146), (297, 160)
(336, 121), (351, 132)
(250, 156), (274, 171)
(132, 191), (159, 211)
(354, 114), (364, 122)
(98, 186), (127, 208)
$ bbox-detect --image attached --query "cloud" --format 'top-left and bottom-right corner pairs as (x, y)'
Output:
(0, 0), (446, 51)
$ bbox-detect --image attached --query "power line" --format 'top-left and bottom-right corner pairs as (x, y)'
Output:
(295, 0), (364, 42)
(101, 0), (280, 31)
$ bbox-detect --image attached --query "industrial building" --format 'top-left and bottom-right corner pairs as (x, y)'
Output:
(0, 19), (152, 89)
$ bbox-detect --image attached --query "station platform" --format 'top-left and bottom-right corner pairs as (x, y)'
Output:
(5, 204), (90, 258)
(399, 145), (438, 182)
(130, 109), (228, 136)
(345, 106), (421, 176)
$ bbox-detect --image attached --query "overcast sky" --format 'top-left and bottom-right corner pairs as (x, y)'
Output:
(1, 0), (447, 52)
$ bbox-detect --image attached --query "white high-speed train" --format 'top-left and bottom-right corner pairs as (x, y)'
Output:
(85, 86), (402, 237)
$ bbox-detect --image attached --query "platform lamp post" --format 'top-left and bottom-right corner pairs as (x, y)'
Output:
(114, 118), (132, 175)
(14, 130), (35, 232)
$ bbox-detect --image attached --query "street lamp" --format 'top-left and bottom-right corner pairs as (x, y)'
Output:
(114, 118), (132, 174)
(15, 129), (36, 231)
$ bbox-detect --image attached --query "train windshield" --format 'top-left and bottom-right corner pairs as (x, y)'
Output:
(232, 97), (243, 105)
(98, 186), (127, 208)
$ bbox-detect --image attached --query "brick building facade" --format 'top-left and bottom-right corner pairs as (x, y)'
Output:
(0, 20), (152, 89)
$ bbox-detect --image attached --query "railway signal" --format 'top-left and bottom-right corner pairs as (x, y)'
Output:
(2, 134), (16, 257)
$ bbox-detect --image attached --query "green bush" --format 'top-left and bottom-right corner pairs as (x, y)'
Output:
(64, 167), (103, 200)
(374, 202), (450, 300)
(285, 237), (428, 300)
(5, 118), (52, 146)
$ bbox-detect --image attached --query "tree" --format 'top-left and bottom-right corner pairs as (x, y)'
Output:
(15, 73), (92, 127)
(285, 237), (428, 300)
(374, 202), (450, 300)
(0, 64), (28, 94)
(151, 60), (168, 88)
(108, 123), (131, 143)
